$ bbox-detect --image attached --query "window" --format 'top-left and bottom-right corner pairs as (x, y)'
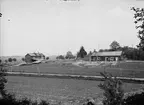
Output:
(97, 57), (100, 61)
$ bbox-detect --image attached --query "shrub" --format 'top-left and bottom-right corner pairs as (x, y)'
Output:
(0, 64), (7, 98)
(22, 58), (25, 61)
(13, 58), (17, 62)
(98, 72), (124, 105)
(39, 100), (50, 105)
(46, 57), (49, 60)
(123, 91), (144, 105)
(8, 58), (13, 62)
(0, 59), (2, 64)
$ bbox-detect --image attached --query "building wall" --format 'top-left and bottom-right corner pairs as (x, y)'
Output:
(91, 56), (121, 61)
(25, 54), (33, 63)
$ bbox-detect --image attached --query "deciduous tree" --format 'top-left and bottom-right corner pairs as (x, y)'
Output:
(13, 58), (17, 62)
(110, 41), (121, 51)
(0, 64), (7, 97)
(131, 7), (144, 51)
(8, 58), (12, 62)
(22, 58), (25, 61)
(65, 51), (74, 59)
(46, 57), (49, 60)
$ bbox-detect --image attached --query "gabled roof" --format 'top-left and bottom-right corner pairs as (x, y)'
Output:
(26, 53), (45, 57)
(91, 51), (122, 56)
(27, 53), (36, 57)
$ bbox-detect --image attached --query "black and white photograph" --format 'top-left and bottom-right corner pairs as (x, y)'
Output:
(0, 0), (144, 105)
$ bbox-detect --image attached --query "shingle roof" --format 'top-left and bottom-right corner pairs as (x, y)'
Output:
(91, 51), (122, 56)
(28, 53), (36, 56)
(27, 53), (45, 57)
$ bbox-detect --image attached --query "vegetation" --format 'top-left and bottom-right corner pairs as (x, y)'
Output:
(0, 13), (2, 17)
(46, 57), (49, 60)
(98, 41), (144, 60)
(110, 41), (121, 51)
(88, 51), (92, 56)
(77, 46), (87, 58)
(65, 51), (75, 59)
(8, 58), (13, 62)
(13, 58), (17, 62)
(123, 91), (144, 105)
(0, 64), (7, 98)
(97, 7), (144, 60)
(1, 6), (144, 105)
(99, 72), (144, 105)
(56, 55), (65, 59)
(0, 63), (50, 105)
(98, 72), (124, 105)
(131, 7), (144, 51)
(22, 58), (25, 62)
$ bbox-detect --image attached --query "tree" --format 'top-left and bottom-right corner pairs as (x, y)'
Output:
(0, 59), (1, 64)
(56, 55), (65, 59)
(121, 46), (144, 60)
(99, 49), (104, 52)
(12, 58), (17, 62)
(65, 51), (74, 59)
(0, 64), (7, 97)
(22, 58), (25, 61)
(46, 57), (49, 60)
(88, 51), (92, 56)
(8, 58), (12, 62)
(93, 49), (97, 53)
(110, 41), (121, 51)
(98, 72), (124, 105)
(131, 7), (144, 51)
(5, 60), (8, 64)
(0, 13), (2, 17)
(77, 46), (87, 58)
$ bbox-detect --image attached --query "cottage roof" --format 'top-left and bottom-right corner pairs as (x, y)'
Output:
(28, 53), (36, 56)
(91, 51), (122, 56)
(26, 53), (45, 57)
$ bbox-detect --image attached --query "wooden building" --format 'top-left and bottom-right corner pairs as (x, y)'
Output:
(90, 51), (122, 62)
(25, 52), (45, 63)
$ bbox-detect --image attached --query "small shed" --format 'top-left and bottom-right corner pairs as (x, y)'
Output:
(91, 51), (122, 62)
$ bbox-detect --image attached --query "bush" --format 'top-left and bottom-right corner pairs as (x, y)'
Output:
(0, 64), (7, 97)
(98, 72), (124, 105)
(13, 58), (17, 62)
(8, 58), (13, 62)
(123, 91), (144, 105)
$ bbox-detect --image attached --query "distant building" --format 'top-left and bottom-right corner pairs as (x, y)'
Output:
(90, 51), (122, 62)
(25, 52), (45, 63)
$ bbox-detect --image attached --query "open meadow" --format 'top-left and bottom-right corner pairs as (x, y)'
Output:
(6, 76), (144, 104)
(4, 60), (144, 104)
(7, 60), (144, 78)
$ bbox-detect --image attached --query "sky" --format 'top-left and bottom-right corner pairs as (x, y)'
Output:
(0, 0), (144, 56)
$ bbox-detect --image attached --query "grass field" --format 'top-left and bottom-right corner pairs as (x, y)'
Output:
(6, 61), (144, 78)
(6, 76), (144, 104)
(4, 61), (144, 104)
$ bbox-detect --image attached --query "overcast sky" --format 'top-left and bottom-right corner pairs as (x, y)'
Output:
(0, 0), (144, 56)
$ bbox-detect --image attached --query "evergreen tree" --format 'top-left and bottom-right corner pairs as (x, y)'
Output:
(77, 46), (87, 58)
